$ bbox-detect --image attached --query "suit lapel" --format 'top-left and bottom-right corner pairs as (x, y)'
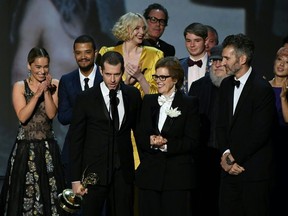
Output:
(94, 84), (110, 120)
(151, 99), (161, 134)
(161, 116), (174, 137)
(72, 70), (83, 93)
(120, 83), (128, 130)
(226, 76), (235, 126)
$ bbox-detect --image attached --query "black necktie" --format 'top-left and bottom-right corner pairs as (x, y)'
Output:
(188, 58), (203, 68)
(109, 89), (119, 131)
(233, 79), (240, 88)
(84, 78), (89, 91)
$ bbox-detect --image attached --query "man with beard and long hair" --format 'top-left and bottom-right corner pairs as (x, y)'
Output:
(58, 34), (103, 187)
(189, 45), (228, 216)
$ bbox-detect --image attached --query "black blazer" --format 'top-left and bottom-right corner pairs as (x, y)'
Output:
(189, 74), (220, 148)
(216, 70), (277, 181)
(57, 67), (102, 167)
(69, 82), (142, 185)
(142, 38), (175, 57)
(135, 90), (200, 190)
(189, 73), (217, 117)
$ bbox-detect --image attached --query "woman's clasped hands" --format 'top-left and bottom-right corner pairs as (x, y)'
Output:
(150, 135), (167, 149)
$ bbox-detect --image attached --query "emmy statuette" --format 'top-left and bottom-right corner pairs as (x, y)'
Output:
(58, 172), (99, 213)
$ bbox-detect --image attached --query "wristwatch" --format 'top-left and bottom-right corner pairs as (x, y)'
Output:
(226, 154), (235, 165)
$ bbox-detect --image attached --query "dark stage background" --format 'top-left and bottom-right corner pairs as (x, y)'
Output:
(1, 0), (287, 189)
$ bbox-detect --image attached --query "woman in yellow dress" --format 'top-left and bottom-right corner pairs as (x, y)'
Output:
(99, 12), (164, 168)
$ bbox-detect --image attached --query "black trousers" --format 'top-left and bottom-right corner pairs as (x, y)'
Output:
(82, 169), (133, 216)
(138, 188), (193, 216)
(219, 179), (271, 216)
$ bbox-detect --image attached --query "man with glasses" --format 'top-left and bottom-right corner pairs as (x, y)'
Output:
(143, 3), (175, 57)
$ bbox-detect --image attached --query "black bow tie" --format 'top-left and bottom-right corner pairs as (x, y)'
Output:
(188, 58), (203, 68)
(233, 79), (240, 88)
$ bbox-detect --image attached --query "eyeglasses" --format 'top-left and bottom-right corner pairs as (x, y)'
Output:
(152, 74), (171, 81)
(147, 16), (167, 26)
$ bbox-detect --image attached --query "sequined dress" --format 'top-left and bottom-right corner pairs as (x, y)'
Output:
(0, 80), (66, 215)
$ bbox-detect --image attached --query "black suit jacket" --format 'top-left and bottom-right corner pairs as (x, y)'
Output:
(69, 82), (142, 185)
(216, 70), (276, 181)
(135, 91), (200, 190)
(142, 38), (175, 57)
(189, 74), (219, 148)
(57, 67), (102, 167)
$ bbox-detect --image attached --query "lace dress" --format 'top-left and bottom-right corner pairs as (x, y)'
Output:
(0, 80), (66, 215)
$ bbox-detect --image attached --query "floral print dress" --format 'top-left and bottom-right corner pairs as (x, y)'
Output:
(0, 80), (66, 215)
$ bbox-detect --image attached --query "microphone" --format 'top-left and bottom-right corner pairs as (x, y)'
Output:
(109, 89), (119, 105)
(109, 89), (117, 101)
(109, 89), (120, 131)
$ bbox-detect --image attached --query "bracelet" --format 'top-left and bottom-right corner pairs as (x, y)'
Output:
(226, 154), (235, 165)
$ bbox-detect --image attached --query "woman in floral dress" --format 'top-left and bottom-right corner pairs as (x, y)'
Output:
(0, 47), (66, 215)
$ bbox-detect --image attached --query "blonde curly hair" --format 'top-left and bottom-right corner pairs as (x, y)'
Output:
(112, 12), (148, 41)
(276, 47), (288, 59)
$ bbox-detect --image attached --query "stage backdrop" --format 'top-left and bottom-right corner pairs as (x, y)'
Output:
(0, 0), (287, 184)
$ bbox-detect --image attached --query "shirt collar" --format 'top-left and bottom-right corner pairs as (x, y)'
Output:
(100, 82), (121, 97)
(189, 52), (208, 62)
(236, 66), (252, 85)
(79, 64), (97, 81)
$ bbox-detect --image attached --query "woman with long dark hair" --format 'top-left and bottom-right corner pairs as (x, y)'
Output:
(0, 47), (66, 215)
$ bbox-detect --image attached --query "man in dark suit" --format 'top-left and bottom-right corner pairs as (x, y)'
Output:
(69, 51), (142, 216)
(180, 22), (209, 94)
(189, 45), (228, 216)
(58, 35), (102, 185)
(216, 34), (276, 216)
(142, 3), (175, 57)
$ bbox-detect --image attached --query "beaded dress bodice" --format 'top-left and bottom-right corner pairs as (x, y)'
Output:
(17, 80), (55, 140)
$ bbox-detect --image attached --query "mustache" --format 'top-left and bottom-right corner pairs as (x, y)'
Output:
(78, 58), (91, 62)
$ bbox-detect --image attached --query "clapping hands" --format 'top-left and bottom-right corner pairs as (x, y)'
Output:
(125, 62), (143, 85)
(35, 74), (56, 97)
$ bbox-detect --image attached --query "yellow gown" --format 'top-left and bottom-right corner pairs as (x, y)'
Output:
(99, 44), (164, 168)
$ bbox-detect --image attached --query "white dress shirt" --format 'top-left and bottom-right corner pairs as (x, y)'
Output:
(79, 64), (97, 91)
(233, 67), (252, 114)
(187, 52), (208, 91)
(157, 91), (176, 152)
